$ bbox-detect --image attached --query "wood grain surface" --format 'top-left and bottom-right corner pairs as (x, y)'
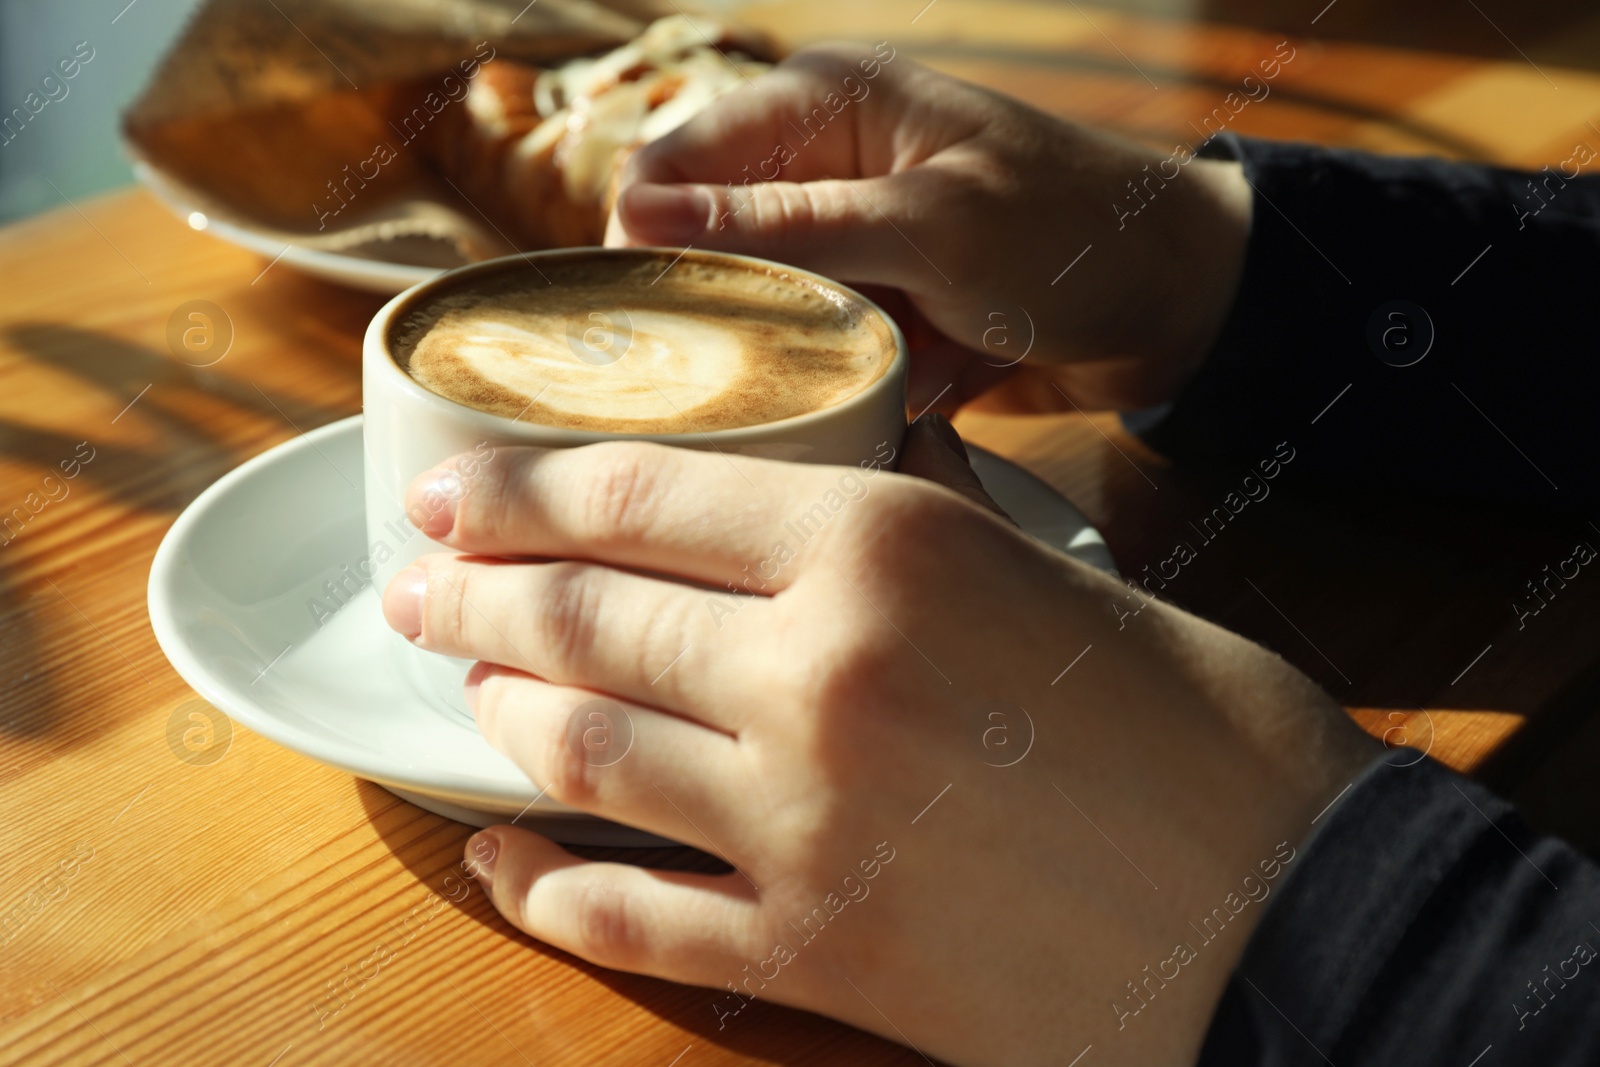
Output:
(4, 2), (1600, 1064)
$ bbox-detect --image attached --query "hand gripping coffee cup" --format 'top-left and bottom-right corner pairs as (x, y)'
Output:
(363, 248), (909, 713)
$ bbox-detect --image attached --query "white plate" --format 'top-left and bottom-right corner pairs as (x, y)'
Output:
(135, 163), (444, 294)
(147, 416), (1115, 845)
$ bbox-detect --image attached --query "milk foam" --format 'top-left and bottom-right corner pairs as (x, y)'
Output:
(390, 253), (895, 433)
(448, 310), (747, 422)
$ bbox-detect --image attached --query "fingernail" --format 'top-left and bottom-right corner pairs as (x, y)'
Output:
(405, 469), (460, 539)
(467, 829), (500, 885)
(382, 565), (427, 640)
(620, 183), (712, 243)
(928, 412), (969, 461)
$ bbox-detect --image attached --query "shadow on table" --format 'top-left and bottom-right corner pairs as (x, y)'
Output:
(0, 321), (355, 743)
(6, 323), (347, 450)
(355, 780), (928, 1066)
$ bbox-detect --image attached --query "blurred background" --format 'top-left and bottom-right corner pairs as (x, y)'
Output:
(2, 0), (1596, 223)
(0, 0), (202, 220)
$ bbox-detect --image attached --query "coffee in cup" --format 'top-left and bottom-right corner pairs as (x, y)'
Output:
(387, 250), (897, 434)
(362, 248), (907, 728)
(365, 249), (908, 591)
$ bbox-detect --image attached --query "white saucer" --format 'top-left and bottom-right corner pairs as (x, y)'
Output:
(147, 416), (1115, 846)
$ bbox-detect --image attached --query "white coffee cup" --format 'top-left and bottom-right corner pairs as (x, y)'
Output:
(361, 247), (908, 713)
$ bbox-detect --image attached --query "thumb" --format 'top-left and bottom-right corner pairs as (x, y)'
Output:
(609, 176), (942, 291)
(898, 414), (1013, 523)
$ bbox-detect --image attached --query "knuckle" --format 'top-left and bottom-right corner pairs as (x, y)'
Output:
(892, 476), (963, 523)
(418, 560), (466, 647)
(837, 476), (942, 544)
(776, 183), (814, 228)
(535, 562), (602, 672)
(774, 626), (901, 780)
(454, 448), (525, 544)
(575, 443), (666, 546)
(787, 46), (866, 82)
(542, 700), (601, 807)
(810, 613), (891, 693)
(632, 593), (696, 691)
(472, 670), (510, 746)
(445, 563), (478, 649)
(759, 184), (824, 245)
(865, 482), (981, 579)
(570, 881), (644, 969)
(758, 583), (874, 692)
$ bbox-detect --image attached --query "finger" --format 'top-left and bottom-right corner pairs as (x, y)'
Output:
(384, 554), (770, 714)
(607, 49), (954, 288)
(611, 172), (954, 293)
(625, 48), (898, 187)
(467, 664), (749, 840)
(908, 337), (1020, 417)
(898, 415), (1011, 521)
(468, 825), (762, 986)
(409, 441), (897, 591)
(850, 284), (947, 350)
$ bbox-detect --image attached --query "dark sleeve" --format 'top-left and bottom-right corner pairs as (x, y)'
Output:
(1197, 754), (1600, 1065)
(1130, 134), (1600, 511)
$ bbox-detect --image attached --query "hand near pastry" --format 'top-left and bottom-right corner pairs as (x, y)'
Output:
(606, 46), (1254, 415)
(381, 424), (1376, 1067)
(425, 16), (775, 252)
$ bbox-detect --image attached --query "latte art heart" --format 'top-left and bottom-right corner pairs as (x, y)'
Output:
(390, 252), (895, 434)
(453, 311), (747, 422)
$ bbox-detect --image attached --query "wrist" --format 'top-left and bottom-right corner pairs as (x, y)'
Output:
(1046, 127), (1254, 411)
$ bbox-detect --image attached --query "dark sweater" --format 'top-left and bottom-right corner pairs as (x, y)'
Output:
(1138, 135), (1600, 1063)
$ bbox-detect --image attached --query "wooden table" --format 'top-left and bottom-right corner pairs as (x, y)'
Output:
(5, 2), (1600, 1063)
